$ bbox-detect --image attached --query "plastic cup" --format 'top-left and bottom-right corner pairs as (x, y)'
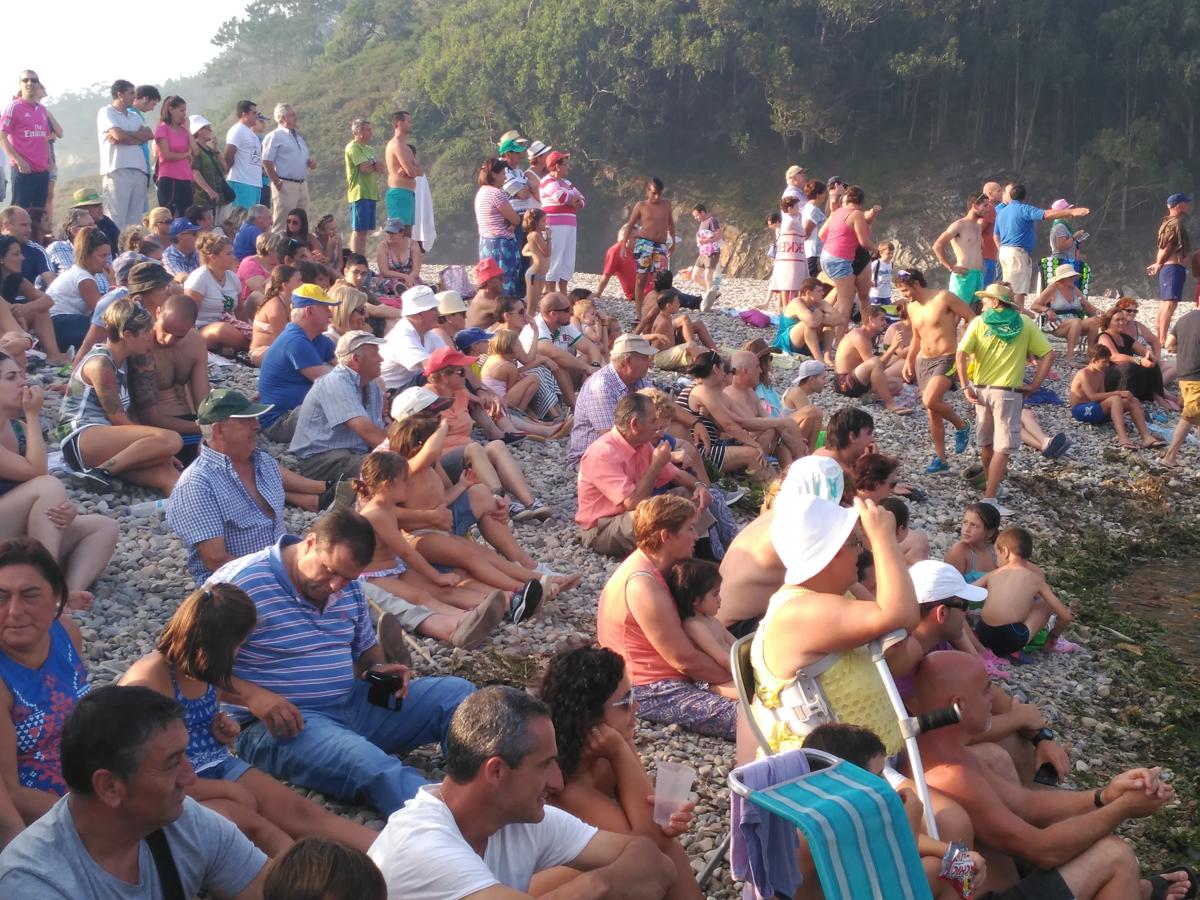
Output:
(653, 761), (696, 826)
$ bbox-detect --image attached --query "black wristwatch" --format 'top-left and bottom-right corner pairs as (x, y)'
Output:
(1031, 727), (1054, 746)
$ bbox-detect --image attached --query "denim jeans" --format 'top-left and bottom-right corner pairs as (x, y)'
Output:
(235, 675), (475, 815)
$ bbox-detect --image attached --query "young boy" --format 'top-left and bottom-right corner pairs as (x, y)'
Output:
(1068, 346), (1162, 450)
(879, 496), (929, 564)
(974, 527), (1073, 657)
(868, 241), (894, 307)
(646, 288), (718, 370)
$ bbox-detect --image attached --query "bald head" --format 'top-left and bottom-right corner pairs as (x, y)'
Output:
(731, 350), (759, 372)
(539, 292), (568, 316)
(912, 650), (993, 738)
(982, 182), (1001, 202)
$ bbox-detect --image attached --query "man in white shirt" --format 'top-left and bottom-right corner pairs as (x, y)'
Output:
(518, 291), (603, 405)
(224, 100), (264, 212)
(96, 79), (153, 229)
(262, 102), (315, 230)
(368, 686), (675, 900)
(380, 283), (446, 390)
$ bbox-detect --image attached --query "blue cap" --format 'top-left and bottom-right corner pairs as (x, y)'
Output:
(168, 217), (200, 239)
(454, 327), (493, 353)
(1167, 193), (1193, 207)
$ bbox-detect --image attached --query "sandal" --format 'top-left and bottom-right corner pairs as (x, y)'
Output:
(1146, 866), (1196, 900)
(450, 590), (506, 648)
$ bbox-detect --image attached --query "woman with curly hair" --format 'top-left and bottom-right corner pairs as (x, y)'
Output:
(536, 646), (699, 899)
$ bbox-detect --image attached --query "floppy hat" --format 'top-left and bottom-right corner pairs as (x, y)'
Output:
(436, 290), (468, 315)
(1048, 263), (1078, 285)
(545, 150), (570, 168)
(188, 114), (212, 134)
(527, 141), (552, 160)
(291, 284), (340, 309)
(498, 130), (528, 146)
(778, 455), (845, 505)
(770, 494), (860, 585)
(391, 386), (453, 420)
(71, 188), (103, 208)
(168, 217), (200, 239)
(335, 329), (384, 358)
(908, 559), (987, 606)
(424, 345), (477, 376)
(793, 359), (828, 383)
(975, 283), (1017, 306)
(611, 334), (655, 357)
(125, 261), (172, 294)
(454, 327), (494, 353)
(401, 284), (439, 314)
(1050, 199), (1071, 211)
(474, 257), (503, 283)
(742, 337), (780, 357)
(197, 389), (273, 425)
(785, 164), (806, 180)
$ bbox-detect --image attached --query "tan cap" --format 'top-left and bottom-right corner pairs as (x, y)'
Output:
(611, 334), (655, 357)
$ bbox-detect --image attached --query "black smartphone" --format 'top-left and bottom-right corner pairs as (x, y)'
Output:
(1033, 762), (1059, 786)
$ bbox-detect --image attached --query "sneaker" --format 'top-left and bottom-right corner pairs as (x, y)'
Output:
(720, 486), (747, 506)
(954, 425), (971, 454)
(513, 499), (552, 523)
(700, 287), (720, 312)
(506, 579), (544, 624)
(69, 467), (113, 492)
(1042, 432), (1070, 459)
(980, 496), (1014, 517)
(925, 457), (951, 475)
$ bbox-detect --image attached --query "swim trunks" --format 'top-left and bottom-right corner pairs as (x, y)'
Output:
(916, 354), (957, 396)
(349, 198), (377, 232)
(1070, 402), (1108, 424)
(386, 187), (416, 226)
(634, 237), (669, 275)
(833, 371), (869, 398)
(1159, 262), (1186, 301)
(974, 620), (1031, 657)
(948, 269), (984, 305)
(984, 866), (1075, 900)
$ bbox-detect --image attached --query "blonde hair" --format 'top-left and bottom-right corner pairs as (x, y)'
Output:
(522, 208), (546, 233)
(143, 207), (172, 229)
(488, 328), (520, 356)
(637, 387), (674, 421)
(572, 295), (595, 317)
(196, 231), (232, 261)
(634, 495), (696, 553)
(103, 297), (153, 340)
(328, 282), (368, 334)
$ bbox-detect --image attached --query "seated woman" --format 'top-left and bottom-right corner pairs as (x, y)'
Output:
(118, 584), (377, 855)
(311, 213), (343, 268)
(596, 494), (737, 741)
(249, 264), (300, 366)
(479, 330), (571, 439)
(1116, 295), (1177, 384)
(184, 232), (250, 354)
(55, 298), (183, 494)
(492, 297), (567, 420)
(0, 539), (90, 826)
(851, 452), (900, 502)
(326, 282), (370, 341)
(1030, 264), (1101, 365)
(237, 232), (281, 319)
(45, 225), (111, 353)
(0, 235), (62, 364)
(0, 355), (116, 596)
(282, 208), (323, 260)
(536, 646), (700, 900)
(373, 221), (421, 296)
(1097, 307), (1171, 407)
(677, 351), (771, 478)
(945, 501), (1000, 584)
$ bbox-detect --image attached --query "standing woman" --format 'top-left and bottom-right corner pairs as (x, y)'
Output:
(154, 95), (197, 216)
(189, 114), (233, 224)
(768, 196), (806, 312)
(44, 225), (111, 352)
(819, 184), (877, 340)
(184, 231), (251, 353)
(474, 157), (522, 296)
(801, 179), (828, 277)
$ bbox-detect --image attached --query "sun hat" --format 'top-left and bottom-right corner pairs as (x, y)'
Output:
(793, 359), (828, 383)
(742, 337), (780, 357)
(335, 330), (384, 358)
(197, 388), (273, 425)
(1050, 199), (1071, 211)
(424, 345), (477, 376)
(474, 257), (503, 284)
(770, 494), (860, 585)
(527, 141), (552, 160)
(1167, 192), (1193, 208)
(125, 261), (172, 294)
(611, 334), (655, 357)
(188, 114), (212, 134)
(71, 188), (103, 208)
(778, 455), (845, 505)
(497, 138), (525, 156)
(908, 559), (987, 607)
(290, 283), (341, 309)
(498, 130), (528, 146)
(545, 150), (570, 169)
(168, 217), (201, 239)
(401, 284), (439, 314)
(785, 164), (806, 180)
(454, 327), (494, 353)
(975, 282), (1017, 306)
(390, 386), (452, 420)
(436, 290), (468, 315)
(1048, 263), (1079, 285)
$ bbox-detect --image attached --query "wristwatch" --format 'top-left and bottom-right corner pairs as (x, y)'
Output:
(1030, 727), (1054, 746)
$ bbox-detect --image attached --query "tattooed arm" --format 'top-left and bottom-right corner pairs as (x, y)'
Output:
(128, 351), (195, 433)
(86, 357), (133, 426)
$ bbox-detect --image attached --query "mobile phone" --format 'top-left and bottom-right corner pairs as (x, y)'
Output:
(1033, 762), (1060, 786)
(364, 669), (406, 711)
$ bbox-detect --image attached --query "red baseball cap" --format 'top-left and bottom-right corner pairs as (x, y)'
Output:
(474, 257), (503, 283)
(424, 345), (477, 376)
(545, 150), (570, 169)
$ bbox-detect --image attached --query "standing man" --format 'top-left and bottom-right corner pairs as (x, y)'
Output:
(346, 118), (383, 256)
(131, 85), (161, 217)
(1162, 304), (1200, 466)
(384, 111), (421, 230)
(1147, 192), (1192, 346)
(540, 150), (585, 293)
(262, 102), (315, 231)
(980, 181), (1002, 286)
(898, 268), (976, 474)
(1, 70), (59, 210)
(224, 100), (263, 212)
(994, 184), (1088, 310)
(623, 177), (674, 312)
(956, 283), (1057, 516)
(96, 80), (153, 229)
(933, 192), (991, 306)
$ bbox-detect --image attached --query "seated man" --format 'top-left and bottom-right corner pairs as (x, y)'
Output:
(781, 358), (827, 451)
(72, 258), (175, 367)
(257, 283), (339, 444)
(724, 349), (808, 465)
(773, 276), (846, 364)
(337, 252), (402, 331)
(914, 651), (1192, 900)
(566, 334), (653, 466)
(0, 684), (268, 897)
(634, 268), (709, 332)
(289, 330), (388, 481)
(645, 288), (718, 371)
(163, 216), (201, 282)
(833, 303), (911, 414)
(576, 392), (714, 558)
(1069, 345), (1160, 450)
(167, 389), (332, 584)
(519, 292), (603, 405)
(214, 509), (477, 816)
(367, 686), (675, 899)
(815, 406), (876, 475)
(465, 257), (503, 329)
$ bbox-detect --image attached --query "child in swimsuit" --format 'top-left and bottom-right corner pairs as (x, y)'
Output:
(945, 501), (1001, 585)
(521, 209), (550, 308)
(570, 291), (619, 359)
(665, 559), (737, 698)
(478, 330), (571, 439)
(973, 527), (1073, 657)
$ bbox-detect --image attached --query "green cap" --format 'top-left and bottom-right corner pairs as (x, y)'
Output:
(497, 138), (525, 156)
(196, 389), (273, 425)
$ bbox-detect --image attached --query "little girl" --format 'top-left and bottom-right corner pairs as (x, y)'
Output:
(522, 209), (550, 308)
(119, 584), (376, 854)
(570, 291), (619, 359)
(945, 501), (1001, 585)
(249, 264), (300, 366)
(665, 559), (736, 698)
(479, 330), (571, 438)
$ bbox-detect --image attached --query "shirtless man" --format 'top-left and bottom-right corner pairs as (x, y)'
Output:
(623, 177), (675, 311)
(384, 111), (421, 228)
(465, 257), (503, 329)
(980, 181), (1003, 286)
(781, 358), (826, 450)
(833, 305), (911, 414)
(815, 406), (875, 476)
(725, 350), (808, 466)
(646, 289), (717, 370)
(898, 268), (976, 473)
(933, 193), (990, 307)
(913, 651), (1192, 900)
(776, 276), (846, 364)
(1069, 346), (1159, 449)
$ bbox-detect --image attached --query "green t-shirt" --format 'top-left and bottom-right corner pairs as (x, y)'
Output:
(957, 315), (1052, 388)
(344, 140), (380, 202)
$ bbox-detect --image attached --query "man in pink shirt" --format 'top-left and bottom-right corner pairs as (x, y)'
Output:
(576, 392), (712, 557)
(0, 70), (60, 210)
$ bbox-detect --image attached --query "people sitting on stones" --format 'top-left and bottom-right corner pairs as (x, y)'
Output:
(336, 252), (403, 332)
(724, 349), (809, 463)
(1098, 306), (1173, 408)
(537, 647), (701, 899)
(913, 651), (1193, 900)
(237, 231), (280, 315)
(492, 295), (570, 419)
(740, 337), (785, 415)
(1069, 346), (1162, 449)
(945, 501), (1001, 584)
(781, 358), (827, 450)
(431, 288), (468, 348)
(264, 838), (386, 900)
(973, 526), (1073, 657)
(677, 351), (772, 478)
(638, 387), (710, 492)
(118, 584), (378, 855)
(1030, 263), (1102, 365)
(572, 290), (621, 359)
(773, 275), (845, 363)
(851, 451), (902, 502)
(0, 684), (269, 897)
(163, 215), (201, 281)
(576, 392), (715, 558)
(248, 264), (300, 366)
(597, 494), (738, 741)
(833, 304), (912, 414)
(465, 256), (503, 328)
(0, 540), (90, 825)
(210, 508), (476, 816)
(481, 329), (573, 437)
(519, 292), (604, 406)
(257, 283), (338, 444)
(44, 224), (112, 354)
(353, 450), (514, 647)
(666, 559), (735, 693)
(633, 269), (710, 334)
(168, 388), (332, 584)
(184, 231), (251, 354)
(326, 280), (370, 343)
(0, 235), (63, 365)
(568, 333), (654, 465)
(288, 330), (387, 481)
(55, 298), (183, 494)
(645, 289), (718, 371)
(814, 405), (876, 476)
(877, 495), (929, 564)
(366, 685), (676, 899)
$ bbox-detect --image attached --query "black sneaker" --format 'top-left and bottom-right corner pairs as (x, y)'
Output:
(69, 467), (113, 492)
(506, 579), (544, 624)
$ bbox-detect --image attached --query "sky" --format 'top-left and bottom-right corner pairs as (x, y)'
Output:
(10, 0), (252, 96)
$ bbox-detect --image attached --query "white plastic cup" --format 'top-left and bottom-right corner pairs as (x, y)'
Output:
(653, 761), (696, 826)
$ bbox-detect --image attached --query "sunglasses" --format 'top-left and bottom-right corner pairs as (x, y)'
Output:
(608, 688), (634, 709)
(445, 367), (466, 377)
(935, 597), (971, 611)
(547, 305), (570, 312)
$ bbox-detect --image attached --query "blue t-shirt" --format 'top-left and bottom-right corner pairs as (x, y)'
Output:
(20, 244), (49, 286)
(232, 222), (262, 260)
(994, 200), (1044, 254)
(258, 323), (334, 424)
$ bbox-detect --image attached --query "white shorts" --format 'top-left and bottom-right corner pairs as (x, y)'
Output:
(998, 246), (1034, 295)
(546, 224), (577, 283)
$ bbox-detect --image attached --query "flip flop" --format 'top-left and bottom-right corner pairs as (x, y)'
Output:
(1146, 866), (1197, 900)
(450, 590), (507, 648)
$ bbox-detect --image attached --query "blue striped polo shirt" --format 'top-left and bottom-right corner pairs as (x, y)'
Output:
(211, 535), (377, 719)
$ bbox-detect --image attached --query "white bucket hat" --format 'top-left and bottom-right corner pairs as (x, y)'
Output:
(778, 456), (845, 507)
(770, 494), (860, 585)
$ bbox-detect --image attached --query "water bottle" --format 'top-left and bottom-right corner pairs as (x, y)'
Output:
(129, 499), (167, 517)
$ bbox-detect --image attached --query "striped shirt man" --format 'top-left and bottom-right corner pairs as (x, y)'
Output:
(288, 364), (384, 460)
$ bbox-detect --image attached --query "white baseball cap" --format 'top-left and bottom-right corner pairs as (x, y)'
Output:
(401, 284), (439, 315)
(390, 386), (452, 421)
(908, 560), (987, 606)
(188, 114), (212, 134)
(793, 359), (827, 383)
(770, 494), (860, 585)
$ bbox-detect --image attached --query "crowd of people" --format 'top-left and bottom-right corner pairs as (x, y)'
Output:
(0, 66), (1195, 899)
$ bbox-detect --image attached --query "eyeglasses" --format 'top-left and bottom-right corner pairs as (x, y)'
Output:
(608, 689), (634, 709)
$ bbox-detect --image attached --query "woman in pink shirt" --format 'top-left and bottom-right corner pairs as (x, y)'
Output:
(596, 494), (736, 740)
(474, 157), (521, 297)
(819, 184), (877, 338)
(153, 96), (197, 216)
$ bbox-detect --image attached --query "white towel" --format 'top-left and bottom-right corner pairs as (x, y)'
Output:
(413, 175), (437, 252)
